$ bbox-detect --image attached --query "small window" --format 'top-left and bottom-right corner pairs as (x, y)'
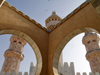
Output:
(19, 41), (22, 44)
(14, 40), (17, 43)
(55, 19), (57, 21)
(93, 40), (96, 42)
(52, 19), (54, 21)
(87, 41), (90, 44)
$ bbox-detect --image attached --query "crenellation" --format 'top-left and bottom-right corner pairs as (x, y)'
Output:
(24, 72), (28, 75)
(89, 72), (94, 75)
(12, 72), (16, 75)
(1, 0), (91, 33)
(69, 62), (75, 75)
(76, 72), (81, 75)
(18, 72), (22, 75)
(83, 72), (87, 75)
(1, 71), (100, 75)
(63, 62), (69, 75)
(29, 62), (36, 75)
(0, 61), (100, 75)
(3, 1), (48, 32)
(6, 72), (11, 75)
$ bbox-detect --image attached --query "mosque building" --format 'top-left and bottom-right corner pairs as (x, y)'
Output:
(0, 0), (100, 75)
(1, 10), (100, 75)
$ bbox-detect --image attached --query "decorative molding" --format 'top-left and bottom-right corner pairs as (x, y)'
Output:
(4, 50), (24, 61)
(3, 2), (48, 32)
(86, 50), (100, 61)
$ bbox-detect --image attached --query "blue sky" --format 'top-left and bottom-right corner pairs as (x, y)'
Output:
(0, 0), (91, 74)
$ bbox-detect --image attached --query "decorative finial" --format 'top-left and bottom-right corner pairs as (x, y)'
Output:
(52, 11), (56, 14)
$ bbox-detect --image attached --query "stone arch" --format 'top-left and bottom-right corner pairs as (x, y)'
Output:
(52, 27), (99, 75)
(0, 29), (42, 75)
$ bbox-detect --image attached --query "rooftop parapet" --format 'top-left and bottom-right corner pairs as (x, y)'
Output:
(3, 0), (90, 33)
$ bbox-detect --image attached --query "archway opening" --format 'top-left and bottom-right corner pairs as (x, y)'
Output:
(59, 33), (91, 74)
(0, 30), (42, 75)
(53, 27), (99, 75)
(0, 34), (37, 74)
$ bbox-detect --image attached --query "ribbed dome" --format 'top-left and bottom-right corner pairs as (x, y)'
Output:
(45, 11), (62, 29)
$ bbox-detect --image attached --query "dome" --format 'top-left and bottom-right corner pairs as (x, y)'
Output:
(45, 11), (62, 29)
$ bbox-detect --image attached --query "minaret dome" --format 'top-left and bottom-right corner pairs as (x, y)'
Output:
(45, 11), (62, 29)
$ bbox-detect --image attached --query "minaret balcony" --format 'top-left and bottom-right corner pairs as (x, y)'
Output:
(86, 49), (100, 61)
(4, 49), (24, 61)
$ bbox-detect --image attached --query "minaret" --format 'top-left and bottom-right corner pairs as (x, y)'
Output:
(82, 32), (100, 73)
(45, 11), (62, 29)
(1, 35), (26, 73)
(45, 11), (63, 73)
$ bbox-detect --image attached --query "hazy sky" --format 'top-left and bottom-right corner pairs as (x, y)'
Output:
(0, 0), (91, 74)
